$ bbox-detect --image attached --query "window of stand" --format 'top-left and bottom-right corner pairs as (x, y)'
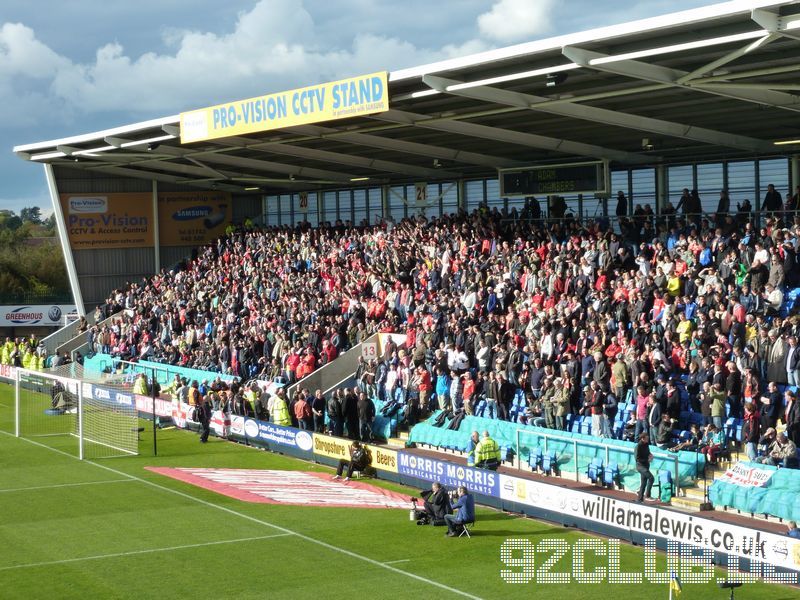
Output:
(262, 160), (793, 226)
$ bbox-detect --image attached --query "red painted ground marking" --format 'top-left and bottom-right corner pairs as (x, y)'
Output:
(146, 467), (413, 509)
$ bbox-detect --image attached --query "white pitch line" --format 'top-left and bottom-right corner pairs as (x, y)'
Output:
(0, 479), (133, 494)
(384, 559), (411, 565)
(0, 534), (292, 571)
(0, 431), (485, 600)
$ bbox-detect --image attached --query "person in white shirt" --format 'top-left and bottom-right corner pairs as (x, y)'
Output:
(765, 283), (784, 317)
(753, 243), (769, 266)
(384, 363), (398, 399)
(787, 336), (800, 386)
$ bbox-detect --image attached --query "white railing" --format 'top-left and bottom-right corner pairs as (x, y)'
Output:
(515, 428), (682, 496)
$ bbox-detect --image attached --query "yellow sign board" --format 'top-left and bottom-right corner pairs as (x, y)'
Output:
(158, 191), (232, 247)
(60, 194), (154, 250)
(180, 71), (389, 144)
(313, 434), (398, 473)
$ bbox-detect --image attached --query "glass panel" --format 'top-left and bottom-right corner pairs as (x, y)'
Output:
(304, 192), (318, 227)
(611, 170), (629, 198)
(759, 158), (790, 209)
(389, 186), (407, 221)
(667, 165), (693, 211)
(696, 163), (724, 215)
(465, 179), (484, 211)
(339, 190), (354, 225)
(417, 184), (438, 219)
(486, 178), (502, 209)
(353, 189), (367, 226)
(322, 191), (337, 225)
(367, 187), (383, 224)
(441, 182), (458, 217)
(727, 161), (756, 211)
(630, 168), (655, 211)
(279, 195), (292, 226)
(265, 195), (280, 227)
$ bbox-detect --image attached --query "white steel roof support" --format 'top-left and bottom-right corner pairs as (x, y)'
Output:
(562, 45), (800, 112)
(423, 74), (773, 153)
(373, 109), (652, 164)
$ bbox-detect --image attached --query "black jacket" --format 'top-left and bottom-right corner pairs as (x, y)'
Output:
(421, 487), (452, 520)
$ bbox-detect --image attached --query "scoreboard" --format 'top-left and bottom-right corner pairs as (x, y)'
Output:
(499, 161), (608, 196)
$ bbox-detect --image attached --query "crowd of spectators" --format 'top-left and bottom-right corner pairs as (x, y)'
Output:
(88, 186), (800, 464)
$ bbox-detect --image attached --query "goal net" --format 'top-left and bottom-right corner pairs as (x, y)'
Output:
(15, 368), (138, 460)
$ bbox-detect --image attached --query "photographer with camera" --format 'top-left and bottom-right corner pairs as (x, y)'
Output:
(445, 486), (475, 537)
(415, 482), (451, 526)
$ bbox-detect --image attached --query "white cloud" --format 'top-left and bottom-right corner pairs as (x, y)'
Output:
(0, 0), (474, 119)
(0, 22), (66, 78)
(477, 0), (555, 42)
(0, 0), (555, 126)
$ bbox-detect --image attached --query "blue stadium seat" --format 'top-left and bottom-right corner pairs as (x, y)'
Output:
(655, 470), (674, 502)
(542, 451), (558, 476)
(529, 447), (543, 472)
(603, 462), (620, 489)
(565, 414), (575, 430)
(587, 458), (604, 484)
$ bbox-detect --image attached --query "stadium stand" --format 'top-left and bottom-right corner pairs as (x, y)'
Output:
(31, 201), (799, 468)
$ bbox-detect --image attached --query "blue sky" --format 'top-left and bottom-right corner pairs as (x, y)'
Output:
(0, 0), (712, 215)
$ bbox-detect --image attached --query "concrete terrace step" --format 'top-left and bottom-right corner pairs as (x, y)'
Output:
(670, 496), (707, 511)
(682, 486), (708, 501)
(386, 437), (408, 449)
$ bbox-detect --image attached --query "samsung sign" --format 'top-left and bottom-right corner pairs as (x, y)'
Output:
(1, 305), (78, 327)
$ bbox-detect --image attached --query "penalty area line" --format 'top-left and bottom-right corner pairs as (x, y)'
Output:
(0, 534), (292, 571)
(0, 430), (485, 600)
(0, 479), (133, 494)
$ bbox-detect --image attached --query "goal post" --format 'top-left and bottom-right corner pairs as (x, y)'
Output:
(14, 368), (138, 460)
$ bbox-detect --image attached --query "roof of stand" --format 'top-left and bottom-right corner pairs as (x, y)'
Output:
(13, 0), (800, 194)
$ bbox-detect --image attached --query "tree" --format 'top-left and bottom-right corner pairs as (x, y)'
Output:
(2, 215), (22, 231)
(20, 206), (42, 224)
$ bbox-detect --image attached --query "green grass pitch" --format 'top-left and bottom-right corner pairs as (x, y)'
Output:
(0, 383), (798, 599)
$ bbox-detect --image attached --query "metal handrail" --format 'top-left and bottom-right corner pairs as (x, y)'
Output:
(515, 427), (682, 497)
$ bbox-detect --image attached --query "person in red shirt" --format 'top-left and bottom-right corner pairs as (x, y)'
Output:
(462, 372), (476, 415)
(285, 348), (301, 382)
(417, 366), (433, 414)
(293, 393), (313, 430)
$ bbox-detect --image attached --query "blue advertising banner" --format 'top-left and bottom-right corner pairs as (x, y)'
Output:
(397, 452), (499, 497)
(233, 417), (314, 455)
